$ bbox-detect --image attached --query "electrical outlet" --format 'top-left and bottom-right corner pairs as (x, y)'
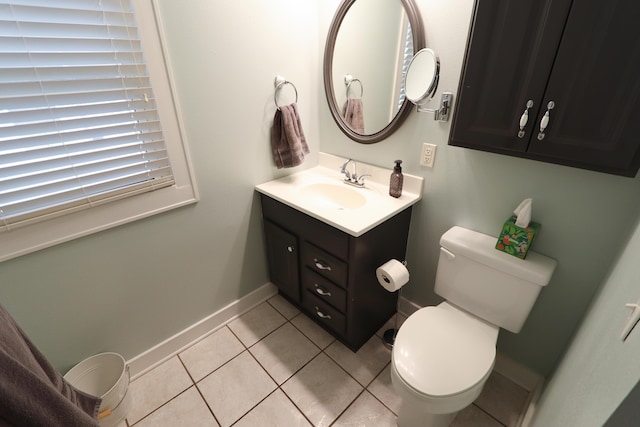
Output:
(421, 143), (437, 167)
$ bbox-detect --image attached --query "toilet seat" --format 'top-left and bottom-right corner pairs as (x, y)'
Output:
(392, 302), (498, 398)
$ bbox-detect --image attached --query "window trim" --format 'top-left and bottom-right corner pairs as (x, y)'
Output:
(0, 0), (198, 262)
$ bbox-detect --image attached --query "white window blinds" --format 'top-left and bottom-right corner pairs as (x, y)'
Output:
(397, 22), (413, 112)
(0, 0), (174, 232)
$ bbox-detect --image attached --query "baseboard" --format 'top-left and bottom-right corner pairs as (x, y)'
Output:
(519, 377), (544, 427)
(398, 295), (422, 317)
(127, 282), (278, 380)
(494, 352), (543, 392)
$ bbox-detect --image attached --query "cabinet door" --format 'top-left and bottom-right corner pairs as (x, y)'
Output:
(263, 220), (299, 301)
(449, 0), (572, 152)
(527, 1), (640, 176)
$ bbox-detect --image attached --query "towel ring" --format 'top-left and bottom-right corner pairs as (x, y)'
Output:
(274, 75), (298, 109)
(344, 74), (363, 99)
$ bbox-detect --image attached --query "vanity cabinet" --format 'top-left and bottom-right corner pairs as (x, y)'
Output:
(449, 0), (640, 177)
(260, 194), (411, 351)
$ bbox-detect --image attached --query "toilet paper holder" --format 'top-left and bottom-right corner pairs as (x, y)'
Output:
(377, 260), (408, 349)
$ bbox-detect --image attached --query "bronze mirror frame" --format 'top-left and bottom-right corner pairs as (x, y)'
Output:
(323, 0), (425, 144)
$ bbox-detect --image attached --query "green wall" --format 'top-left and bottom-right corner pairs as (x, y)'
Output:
(1, 0), (639, 384)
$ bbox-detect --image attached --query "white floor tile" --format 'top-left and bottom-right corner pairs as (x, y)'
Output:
(133, 387), (219, 427)
(179, 326), (244, 382)
(124, 300), (531, 427)
(227, 302), (286, 347)
(474, 371), (529, 427)
(282, 353), (363, 427)
(290, 312), (335, 349)
(268, 294), (300, 320)
(249, 322), (320, 384)
(234, 389), (312, 427)
(127, 356), (193, 425)
(198, 351), (277, 427)
(452, 404), (503, 427)
(325, 336), (391, 386)
(367, 364), (401, 415)
(333, 391), (397, 427)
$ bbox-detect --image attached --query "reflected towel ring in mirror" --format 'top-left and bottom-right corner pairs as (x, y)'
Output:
(323, 0), (425, 144)
(344, 74), (364, 99)
(404, 48), (452, 121)
(274, 75), (298, 109)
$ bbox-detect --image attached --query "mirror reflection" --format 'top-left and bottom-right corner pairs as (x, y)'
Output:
(332, 0), (412, 135)
(405, 48), (440, 106)
(324, 0), (425, 143)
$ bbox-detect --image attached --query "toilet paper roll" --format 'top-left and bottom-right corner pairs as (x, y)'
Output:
(376, 259), (410, 292)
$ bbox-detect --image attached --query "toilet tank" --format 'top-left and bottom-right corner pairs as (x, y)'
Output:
(435, 226), (557, 333)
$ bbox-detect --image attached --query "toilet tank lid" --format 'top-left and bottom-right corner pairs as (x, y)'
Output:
(440, 226), (557, 286)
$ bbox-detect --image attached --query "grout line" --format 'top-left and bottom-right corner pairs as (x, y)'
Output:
(328, 388), (368, 427)
(175, 355), (223, 427)
(129, 296), (531, 426)
(473, 403), (509, 427)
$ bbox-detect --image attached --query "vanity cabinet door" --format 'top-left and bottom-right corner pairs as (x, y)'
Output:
(449, 0), (640, 177)
(525, 1), (640, 175)
(263, 220), (300, 301)
(450, 0), (571, 152)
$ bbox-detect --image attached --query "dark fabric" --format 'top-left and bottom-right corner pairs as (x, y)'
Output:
(271, 102), (310, 169)
(0, 304), (100, 427)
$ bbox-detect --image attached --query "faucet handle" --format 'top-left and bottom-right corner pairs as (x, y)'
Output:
(356, 174), (371, 186)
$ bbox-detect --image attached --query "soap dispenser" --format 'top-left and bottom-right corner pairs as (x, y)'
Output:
(389, 160), (403, 198)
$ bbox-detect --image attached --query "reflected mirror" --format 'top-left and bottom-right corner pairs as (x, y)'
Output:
(405, 48), (440, 106)
(324, 0), (425, 144)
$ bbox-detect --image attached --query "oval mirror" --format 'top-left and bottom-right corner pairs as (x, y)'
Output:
(405, 48), (440, 106)
(323, 0), (425, 144)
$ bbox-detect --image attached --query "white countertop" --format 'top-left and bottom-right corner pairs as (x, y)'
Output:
(255, 153), (424, 237)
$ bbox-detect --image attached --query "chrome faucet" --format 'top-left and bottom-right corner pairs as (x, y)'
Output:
(340, 158), (369, 187)
(340, 158), (357, 181)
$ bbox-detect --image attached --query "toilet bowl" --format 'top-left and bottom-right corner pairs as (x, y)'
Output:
(391, 302), (498, 426)
(389, 226), (557, 427)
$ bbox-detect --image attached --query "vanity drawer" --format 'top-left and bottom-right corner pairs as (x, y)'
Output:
(302, 268), (347, 313)
(301, 242), (348, 287)
(302, 291), (346, 336)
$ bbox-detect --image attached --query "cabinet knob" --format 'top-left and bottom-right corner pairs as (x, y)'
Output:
(314, 284), (332, 297)
(287, 245), (294, 253)
(314, 306), (332, 320)
(537, 101), (555, 140)
(313, 258), (332, 271)
(517, 99), (534, 138)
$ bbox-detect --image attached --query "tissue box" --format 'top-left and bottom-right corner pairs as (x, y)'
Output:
(495, 215), (541, 259)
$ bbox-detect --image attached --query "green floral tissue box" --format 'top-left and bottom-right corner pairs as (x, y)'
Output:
(495, 215), (541, 259)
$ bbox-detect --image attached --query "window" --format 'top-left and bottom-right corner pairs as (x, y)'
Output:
(0, 0), (197, 261)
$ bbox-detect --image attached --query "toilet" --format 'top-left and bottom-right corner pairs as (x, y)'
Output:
(391, 226), (557, 427)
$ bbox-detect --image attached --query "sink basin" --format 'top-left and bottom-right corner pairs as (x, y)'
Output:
(301, 182), (367, 209)
(255, 153), (423, 237)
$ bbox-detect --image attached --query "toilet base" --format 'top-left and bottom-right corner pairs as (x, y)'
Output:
(396, 402), (457, 427)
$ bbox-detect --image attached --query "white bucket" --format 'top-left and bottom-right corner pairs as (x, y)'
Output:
(64, 352), (132, 427)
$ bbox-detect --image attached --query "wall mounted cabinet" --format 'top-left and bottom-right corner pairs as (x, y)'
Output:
(449, 0), (640, 177)
(260, 194), (412, 351)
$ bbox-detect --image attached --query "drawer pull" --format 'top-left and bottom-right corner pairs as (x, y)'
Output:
(314, 306), (332, 320)
(313, 258), (332, 271)
(314, 284), (332, 297)
(287, 245), (294, 253)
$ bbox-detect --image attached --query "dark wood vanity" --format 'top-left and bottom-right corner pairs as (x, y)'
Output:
(260, 194), (412, 351)
(450, 0), (640, 177)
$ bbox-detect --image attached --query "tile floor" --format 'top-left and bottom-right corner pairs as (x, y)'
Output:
(114, 295), (530, 427)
